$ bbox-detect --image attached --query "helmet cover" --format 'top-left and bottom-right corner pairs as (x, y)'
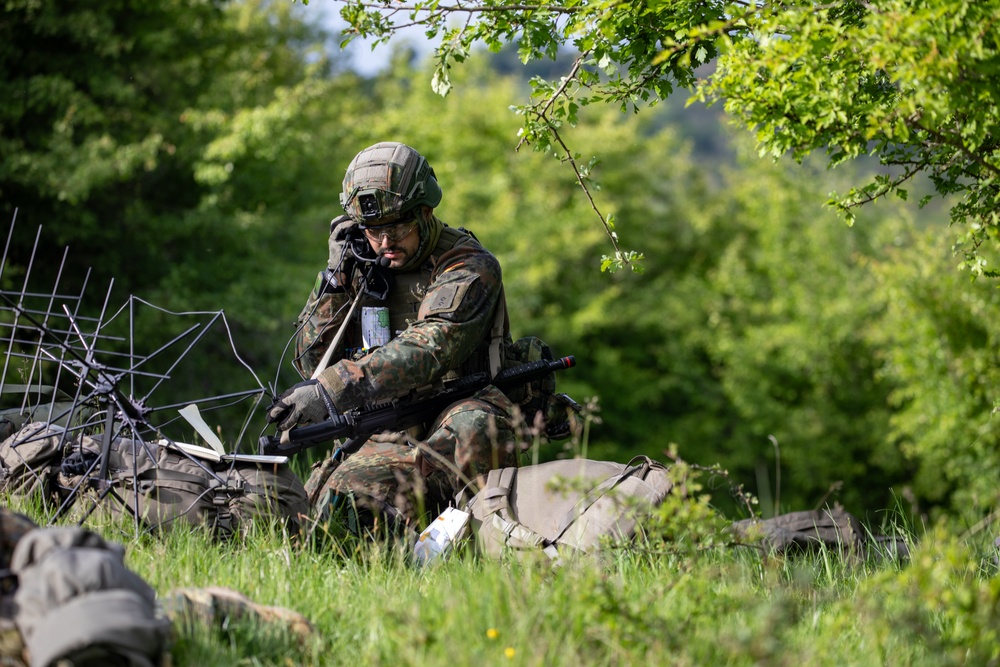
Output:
(340, 142), (443, 225)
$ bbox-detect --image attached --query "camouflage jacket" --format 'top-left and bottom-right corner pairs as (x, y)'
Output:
(293, 217), (508, 413)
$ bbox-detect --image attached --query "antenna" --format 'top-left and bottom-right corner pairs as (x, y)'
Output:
(0, 213), (273, 532)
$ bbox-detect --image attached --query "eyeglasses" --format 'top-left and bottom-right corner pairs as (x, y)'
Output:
(362, 219), (418, 243)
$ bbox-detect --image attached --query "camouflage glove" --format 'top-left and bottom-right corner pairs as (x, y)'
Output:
(327, 215), (359, 283)
(266, 380), (337, 431)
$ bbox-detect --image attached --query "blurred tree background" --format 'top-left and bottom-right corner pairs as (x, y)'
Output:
(2, 0), (997, 523)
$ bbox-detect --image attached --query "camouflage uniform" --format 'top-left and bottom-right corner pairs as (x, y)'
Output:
(295, 212), (518, 528)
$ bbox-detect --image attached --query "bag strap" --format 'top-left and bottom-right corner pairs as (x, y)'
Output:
(137, 468), (212, 488)
(548, 456), (654, 547)
(478, 467), (560, 559)
(479, 467), (515, 515)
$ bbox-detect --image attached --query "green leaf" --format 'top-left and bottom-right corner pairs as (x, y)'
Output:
(431, 67), (452, 96)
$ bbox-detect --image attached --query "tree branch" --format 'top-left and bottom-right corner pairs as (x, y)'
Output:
(515, 52), (588, 152)
(350, 1), (590, 15)
(550, 125), (630, 265)
(914, 118), (1000, 180)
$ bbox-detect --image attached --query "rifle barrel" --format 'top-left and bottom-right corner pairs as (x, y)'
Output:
(493, 355), (574, 393)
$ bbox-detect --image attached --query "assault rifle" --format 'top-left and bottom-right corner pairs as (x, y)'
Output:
(259, 356), (576, 457)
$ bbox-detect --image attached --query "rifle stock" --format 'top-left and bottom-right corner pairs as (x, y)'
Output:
(259, 356), (575, 456)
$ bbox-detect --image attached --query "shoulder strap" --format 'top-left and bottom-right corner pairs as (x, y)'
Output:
(488, 287), (507, 378)
(432, 225), (471, 256)
(548, 457), (653, 546)
(477, 467), (559, 558)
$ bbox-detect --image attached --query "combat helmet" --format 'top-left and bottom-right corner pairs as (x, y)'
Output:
(340, 142), (442, 225)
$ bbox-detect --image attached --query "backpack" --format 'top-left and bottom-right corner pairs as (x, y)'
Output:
(0, 422), (71, 505)
(0, 509), (34, 667)
(8, 525), (171, 667)
(730, 507), (910, 561)
(460, 456), (673, 561)
(109, 439), (226, 532)
(730, 507), (865, 556)
(222, 459), (311, 538)
(61, 436), (309, 539)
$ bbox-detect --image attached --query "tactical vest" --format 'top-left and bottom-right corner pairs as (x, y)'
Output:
(347, 226), (507, 380)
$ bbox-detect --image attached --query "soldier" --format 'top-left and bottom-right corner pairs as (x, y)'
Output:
(267, 142), (518, 531)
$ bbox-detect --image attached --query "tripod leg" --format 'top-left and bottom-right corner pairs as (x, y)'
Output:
(97, 404), (115, 481)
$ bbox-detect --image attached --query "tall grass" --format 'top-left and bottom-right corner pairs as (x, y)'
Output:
(8, 490), (1000, 667)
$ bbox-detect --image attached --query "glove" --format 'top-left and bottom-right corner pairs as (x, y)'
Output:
(61, 448), (100, 476)
(266, 380), (336, 431)
(327, 215), (358, 284)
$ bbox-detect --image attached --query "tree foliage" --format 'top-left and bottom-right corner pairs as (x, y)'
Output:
(868, 225), (1000, 508)
(703, 0), (1000, 276)
(0, 0), (345, 302)
(330, 0), (1000, 273)
(6, 0), (1000, 517)
(0, 0), (359, 410)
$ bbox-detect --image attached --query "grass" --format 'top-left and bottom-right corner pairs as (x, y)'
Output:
(8, 489), (1000, 667)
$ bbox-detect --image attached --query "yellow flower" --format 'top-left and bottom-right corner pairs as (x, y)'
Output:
(486, 628), (499, 640)
(504, 647), (516, 659)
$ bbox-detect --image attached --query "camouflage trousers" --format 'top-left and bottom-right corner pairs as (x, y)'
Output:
(305, 385), (518, 529)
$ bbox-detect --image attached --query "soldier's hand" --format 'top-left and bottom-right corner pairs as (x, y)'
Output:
(327, 215), (359, 282)
(266, 380), (336, 431)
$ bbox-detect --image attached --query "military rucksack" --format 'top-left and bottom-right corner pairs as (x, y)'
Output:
(0, 422), (72, 505)
(99, 438), (227, 532)
(0, 509), (36, 667)
(731, 508), (864, 555)
(460, 456), (673, 561)
(8, 525), (171, 667)
(32, 427), (309, 539)
(66, 437), (310, 538)
(223, 458), (311, 537)
(730, 507), (910, 561)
